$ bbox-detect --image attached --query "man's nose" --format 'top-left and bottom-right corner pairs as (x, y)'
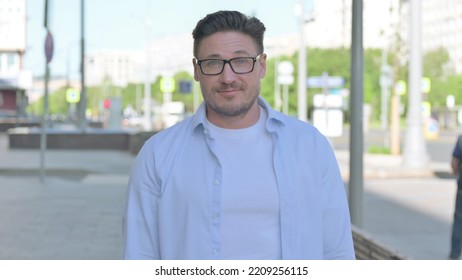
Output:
(219, 62), (237, 83)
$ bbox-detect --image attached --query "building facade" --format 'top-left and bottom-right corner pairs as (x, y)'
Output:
(84, 33), (194, 87)
(0, 0), (31, 117)
(84, 50), (143, 86)
(420, 0), (462, 74)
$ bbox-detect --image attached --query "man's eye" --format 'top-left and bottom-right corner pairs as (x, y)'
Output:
(205, 60), (221, 66)
(233, 58), (248, 64)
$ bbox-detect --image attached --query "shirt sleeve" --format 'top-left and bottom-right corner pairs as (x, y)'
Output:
(122, 144), (161, 259)
(453, 136), (462, 159)
(320, 138), (356, 260)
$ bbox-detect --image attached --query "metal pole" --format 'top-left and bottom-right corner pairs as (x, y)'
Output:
(322, 71), (329, 131)
(349, 0), (364, 228)
(143, 15), (153, 131)
(403, 0), (429, 168)
(274, 59), (282, 111)
(79, 0), (86, 130)
(297, 0), (307, 122)
(40, 62), (50, 183)
(283, 84), (289, 115)
(380, 48), (389, 130)
(40, 1), (50, 183)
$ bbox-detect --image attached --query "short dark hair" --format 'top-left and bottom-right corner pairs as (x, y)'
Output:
(192, 10), (266, 57)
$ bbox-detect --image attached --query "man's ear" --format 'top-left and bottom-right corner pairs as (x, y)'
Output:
(259, 53), (267, 79)
(193, 58), (200, 81)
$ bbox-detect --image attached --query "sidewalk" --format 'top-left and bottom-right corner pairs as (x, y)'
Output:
(0, 134), (135, 259)
(0, 133), (458, 259)
(336, 150), (456, 259)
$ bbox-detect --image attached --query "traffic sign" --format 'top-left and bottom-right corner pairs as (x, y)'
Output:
(160, 77), (176, 93)
(307, 76), (345, 88)
(277, 61), (294, 85)
(278, 61), (294, 75)
(395, 80), (406, 95)
(421, 77), (431, 93)
(278, 75), (294, 85)
(179, 80), (192, 94)
(45, 31), (54, 64)
(66, 88), (80, 103)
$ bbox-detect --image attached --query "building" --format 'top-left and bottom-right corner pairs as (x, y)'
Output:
(0, 0), (31, 117)
(84, 34), (193, 86)
(267, 0), (401, 57)
(85, 50), (143, 86)
(148, 33), (193, 78)
(419, 0), (462, 74)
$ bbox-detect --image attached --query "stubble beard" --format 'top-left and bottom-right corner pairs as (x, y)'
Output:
(206, 83), (259, 119)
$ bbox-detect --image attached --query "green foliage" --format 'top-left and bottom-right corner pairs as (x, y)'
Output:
(424, 47), (451, 78)
(261, 47), (383, 119)
(28, 87), (70, 116)
(428, 75), (462, 108)
(367, 145), (391, 155)
(422, 47), (462, 109)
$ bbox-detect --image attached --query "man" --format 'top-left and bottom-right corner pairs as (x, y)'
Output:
(123, 10), (355, 260)
(449, 136), (462, 260)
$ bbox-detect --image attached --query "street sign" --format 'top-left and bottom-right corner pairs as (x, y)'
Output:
(66, 88), (80, 103)
(447, 95), (455, 108)
(312, 109), (344, 137)
(395, 80), (406, 95)
(160, 77), (176, 93)
(179, 80), (192, 94)
(421, 77), (431, 93)
(278, 75), (294, 85)
(307, 76), (345, 88)
(44, 31), (54, 64)
(277, 61), (294, 85)
(278, 61), (294, 75)
(313, 94), (343, 108)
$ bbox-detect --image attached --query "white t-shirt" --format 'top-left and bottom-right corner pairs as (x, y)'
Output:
(206, 107), (281, 259)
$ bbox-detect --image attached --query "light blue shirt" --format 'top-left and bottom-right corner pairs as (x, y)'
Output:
(123, 97), (355, 260)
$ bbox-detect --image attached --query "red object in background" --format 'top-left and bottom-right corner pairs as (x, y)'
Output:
(0, 90), (16, 110)
(104, 99), (111, 109)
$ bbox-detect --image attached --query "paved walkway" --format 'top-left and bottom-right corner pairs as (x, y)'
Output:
(0, 134), (134, 259)
(0, 133), (459, 259)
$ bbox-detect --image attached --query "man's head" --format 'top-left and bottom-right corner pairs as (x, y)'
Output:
(192, 10), (266, 58)
(191, 11), (268, 128)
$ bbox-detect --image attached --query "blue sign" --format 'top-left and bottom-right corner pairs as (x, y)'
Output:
(179, 80), (192, 94)
(307, 76), (345, 88)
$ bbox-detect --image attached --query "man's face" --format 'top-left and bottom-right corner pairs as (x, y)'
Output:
(193, 31), (267, 125)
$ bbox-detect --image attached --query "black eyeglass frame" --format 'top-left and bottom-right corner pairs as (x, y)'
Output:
(195, 54), (262, 75)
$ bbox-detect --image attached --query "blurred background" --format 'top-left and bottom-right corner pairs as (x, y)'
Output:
(1, 0), (462, 260)
(2, 0), (459, 135)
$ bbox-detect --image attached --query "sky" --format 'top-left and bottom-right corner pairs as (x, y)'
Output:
(25, 0), (309, 79)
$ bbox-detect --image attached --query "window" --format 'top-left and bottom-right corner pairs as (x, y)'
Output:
(7, 52), (15, 67)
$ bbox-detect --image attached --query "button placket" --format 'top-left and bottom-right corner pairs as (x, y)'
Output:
(203, 125), (223, 259)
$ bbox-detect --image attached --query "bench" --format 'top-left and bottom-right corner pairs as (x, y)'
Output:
(352, 225), (409, 260)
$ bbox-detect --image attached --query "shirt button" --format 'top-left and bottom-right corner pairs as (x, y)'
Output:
(214, 179), (220, 185)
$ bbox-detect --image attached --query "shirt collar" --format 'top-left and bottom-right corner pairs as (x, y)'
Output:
(191, 96), (285, 134)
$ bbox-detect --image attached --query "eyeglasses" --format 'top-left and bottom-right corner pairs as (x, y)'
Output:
(196, 54), (262, 75)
